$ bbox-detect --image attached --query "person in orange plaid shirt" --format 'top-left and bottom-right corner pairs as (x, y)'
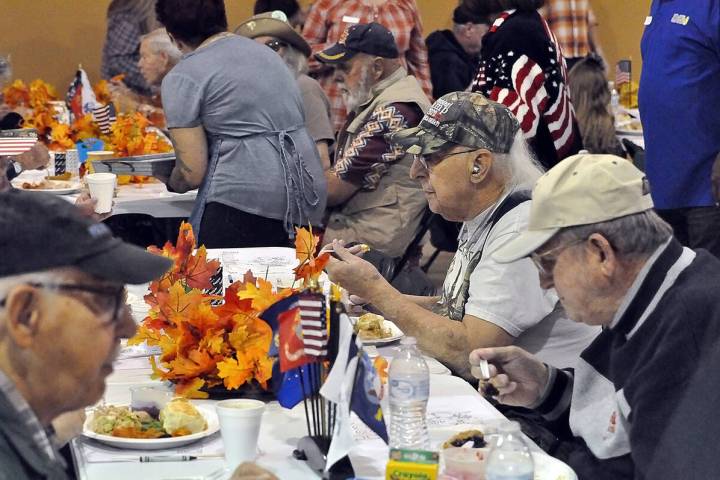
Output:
(302, 0), (433, 133)
(541, 0), (604, 71)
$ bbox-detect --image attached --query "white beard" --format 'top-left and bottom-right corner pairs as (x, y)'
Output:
(341, 67), (374, 112)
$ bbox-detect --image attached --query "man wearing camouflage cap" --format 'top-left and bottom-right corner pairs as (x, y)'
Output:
(326, 92), (598, 378)
(469, 154), (720, 478)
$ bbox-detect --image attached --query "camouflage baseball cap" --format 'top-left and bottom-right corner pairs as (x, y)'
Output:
(389, 92), (520, 156)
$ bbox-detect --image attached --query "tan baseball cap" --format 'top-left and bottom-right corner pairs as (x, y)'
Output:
(493, 153), (654, 263)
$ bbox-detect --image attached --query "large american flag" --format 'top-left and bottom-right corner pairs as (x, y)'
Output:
(298, 293), (327, 357)
(473, 10), (578, 160)
(0, 129), (38, 156)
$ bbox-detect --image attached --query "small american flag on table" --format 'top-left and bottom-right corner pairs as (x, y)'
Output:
(0, 129), (38, 156)
(93, 103), (117, 135)
(615, 60), (632, 86)
(299, 292), (328, 357)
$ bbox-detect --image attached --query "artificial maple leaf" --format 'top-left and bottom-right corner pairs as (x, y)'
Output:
(28, 79), (57, 109)
(154, 281), (205, 325)
(2, 79), (29, 108)
(200, 329), (227, 356)
(175, 377), (209, 399)
(243, 317), (273, 353)
(168, 348), (216, 379)
(127, 323), (162, 347)
(237, 278), (280, 312)
(374, 356), (389, 386)
(294, 252), (330, 283)
(185, 302), (220, 335)
(228, 324), (249, 351)
(246, 347), (274, 389)
(294, 226), (320, 264)
(217, 355), (253, 390)
(182, 245), (220, 290)
(174, 222), (195, 265)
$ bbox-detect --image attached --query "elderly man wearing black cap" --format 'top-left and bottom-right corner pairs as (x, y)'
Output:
(426, 6), (491, 99)
(326, 92), (598, 379)
(0, 190), (172, 478)
(316, 22), (430, 259)
(236, 11), (334, 171)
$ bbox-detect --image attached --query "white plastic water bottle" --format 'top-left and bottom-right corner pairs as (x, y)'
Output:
(388, 336), (430, 450)
(609, 81), (620, 113)
(485, 421), (534, 480)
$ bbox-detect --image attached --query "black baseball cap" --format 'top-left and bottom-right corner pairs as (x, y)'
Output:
(453, 6), (491, 25)
(389, 92), (521, 156)
(315, 22), (399, 64)
(0, 190), (172, 284)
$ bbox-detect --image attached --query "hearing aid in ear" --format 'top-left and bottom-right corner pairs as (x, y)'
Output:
(472, 165), (481, 174)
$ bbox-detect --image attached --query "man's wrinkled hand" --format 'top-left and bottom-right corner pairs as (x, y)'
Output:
(15, 142), (48, 171)
(324, 239), (387, 301)
(75, 191), (112, 221)
(469, 346), (549, 407)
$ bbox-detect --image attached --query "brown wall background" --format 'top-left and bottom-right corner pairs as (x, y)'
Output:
(0, 0), (649, 91)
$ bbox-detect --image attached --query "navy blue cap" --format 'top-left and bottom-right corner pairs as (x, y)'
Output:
(0, 190), (172, 284)
(315, 22), (399, 64)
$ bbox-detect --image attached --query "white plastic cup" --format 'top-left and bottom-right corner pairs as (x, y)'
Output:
(216, 399), (266, 470)
(86, 172), (116, 214)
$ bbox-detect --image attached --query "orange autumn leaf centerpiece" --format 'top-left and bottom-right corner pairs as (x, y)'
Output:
(293, 226), (330, 286)
(129, 223), (303, 398)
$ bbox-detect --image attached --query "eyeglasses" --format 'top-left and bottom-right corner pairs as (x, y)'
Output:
(265, 39), (288, 52)
(530, 238), (587, 276)
(0, 283), (126, 326)
(412, 148), (479, 171)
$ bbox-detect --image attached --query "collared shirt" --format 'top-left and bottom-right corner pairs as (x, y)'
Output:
(101, 12), (151, 96)
(334, 69), (423, 190)
(541, 0), (596, 59)
(303, 0), (433, 132)
(0, 369), (65, 468)
(639, 0), (720, 209)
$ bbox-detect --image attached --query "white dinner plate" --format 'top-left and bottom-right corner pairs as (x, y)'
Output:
(352, 318), (404, 345)
(11, 179), (81, 195)
(82, 405), (219, 450)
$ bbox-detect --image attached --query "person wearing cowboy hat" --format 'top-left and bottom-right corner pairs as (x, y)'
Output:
(236, 11), (333, 170)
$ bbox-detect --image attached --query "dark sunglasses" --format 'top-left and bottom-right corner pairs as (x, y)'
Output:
(265, 39), (288, 52)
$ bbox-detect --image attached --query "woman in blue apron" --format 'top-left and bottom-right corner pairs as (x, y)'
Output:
(155, 0), (327, 247)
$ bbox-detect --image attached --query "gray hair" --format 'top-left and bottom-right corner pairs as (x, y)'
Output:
(493, 130), (544, 192)
(280, 44), (308, 76)
(553, 210), (673, 258)
(141, 28), (182, 65)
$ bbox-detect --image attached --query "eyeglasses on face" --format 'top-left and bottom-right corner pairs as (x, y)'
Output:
(265, 39), (288, 52)
(6, 282), (127, 326)
(530, 238), (587, 276)
(412, 147), (479, 171)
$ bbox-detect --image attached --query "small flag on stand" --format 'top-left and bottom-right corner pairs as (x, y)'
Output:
(299, 293), (327, 357)
(615, 59), (632, 87)
(66, 67), (99, 121)
(0, 129), (38, 156)
(278, 304), (314, 372)
(93, 103), (117, 135)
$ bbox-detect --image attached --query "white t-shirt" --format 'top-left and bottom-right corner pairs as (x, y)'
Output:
(438, 195), (599, 369)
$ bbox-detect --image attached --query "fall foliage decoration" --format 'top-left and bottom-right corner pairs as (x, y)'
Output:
(128, 222), (305, 399)
(293, 226), (330, 286)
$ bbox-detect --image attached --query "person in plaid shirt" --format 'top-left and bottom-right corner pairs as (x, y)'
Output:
(541, 0), (604, 71)
(302, 0), (433, 132)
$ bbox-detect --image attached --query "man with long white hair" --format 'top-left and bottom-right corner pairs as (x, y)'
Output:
(325, 92), (598, 377)
(315, 22), (430, 259)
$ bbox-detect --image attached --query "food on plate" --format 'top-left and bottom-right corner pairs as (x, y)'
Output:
(443, 429), (487, 449)
(89, 398), (206, 439)
(160, 398), (207, 436)
(20, 179), (73, 190)
(355, 313), (392, 340)
(480, 380), (500, 398)
(47, 172), (72, 181)
(615, 112), (642, 132)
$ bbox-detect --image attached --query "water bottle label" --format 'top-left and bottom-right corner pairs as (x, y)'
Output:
(389, 378), (429, 401)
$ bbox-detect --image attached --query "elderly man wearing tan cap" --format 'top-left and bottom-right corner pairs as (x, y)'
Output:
(326, 92), (598, 379)
(236, 11), (334, 170)
(469, 154), (720, 479)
